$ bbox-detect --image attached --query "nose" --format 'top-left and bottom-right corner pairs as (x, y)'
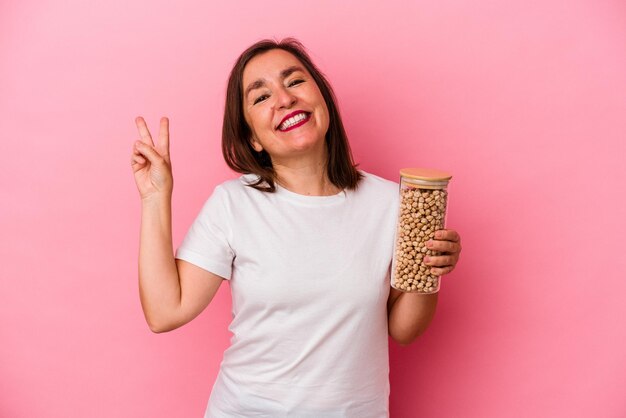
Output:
(274, 86), (296, 109)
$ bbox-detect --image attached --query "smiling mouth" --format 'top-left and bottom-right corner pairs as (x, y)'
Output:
(277, 112), (311, 132)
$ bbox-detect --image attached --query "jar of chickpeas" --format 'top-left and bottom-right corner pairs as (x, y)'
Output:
(391, 168), (452, 293)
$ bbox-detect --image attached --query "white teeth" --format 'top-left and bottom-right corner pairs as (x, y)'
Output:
(279, 113), (308, 130)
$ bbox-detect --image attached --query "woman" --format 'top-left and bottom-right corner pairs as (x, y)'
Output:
(131, 38), (461, 417)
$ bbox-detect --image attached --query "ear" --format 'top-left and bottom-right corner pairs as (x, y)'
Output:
(250, 136), (264, 153)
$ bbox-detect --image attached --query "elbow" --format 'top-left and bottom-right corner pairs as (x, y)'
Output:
(396, 337), (413, 347)
(141, 302), (180, 333)
(389, 326), (427, 347)
(391, 333), (417, 347)
(148, 323), (170, 334)
(145, 316), (178, 334)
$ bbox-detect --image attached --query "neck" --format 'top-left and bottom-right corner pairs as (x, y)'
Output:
(271, 150), (340, 197)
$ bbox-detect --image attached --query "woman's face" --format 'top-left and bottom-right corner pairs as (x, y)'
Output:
(241, 49), (330, 163)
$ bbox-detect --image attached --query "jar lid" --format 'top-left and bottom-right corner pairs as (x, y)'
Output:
(400, 168), (452, 181)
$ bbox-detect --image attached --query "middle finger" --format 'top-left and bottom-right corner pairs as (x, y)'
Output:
(426, 239), (459, 253)
(424, 255), (456, 267)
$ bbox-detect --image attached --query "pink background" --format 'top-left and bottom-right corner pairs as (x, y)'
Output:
(1, 0), (625, 417)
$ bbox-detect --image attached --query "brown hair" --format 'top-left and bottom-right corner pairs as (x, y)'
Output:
(221, 38), (363, 192)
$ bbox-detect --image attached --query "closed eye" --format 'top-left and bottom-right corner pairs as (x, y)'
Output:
(253, 80), (304, 105)
(253, 94), (269, 105)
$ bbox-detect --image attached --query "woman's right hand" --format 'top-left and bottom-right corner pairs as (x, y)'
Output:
(131, 116), (174, 201)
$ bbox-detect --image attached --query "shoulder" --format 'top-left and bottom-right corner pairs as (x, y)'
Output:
(356, 170), (399, 198)
(206, 174), (273, 210)
(347, 171), (400, 214)
(348, 171), (399, 222)
(211, 174), (259, 196)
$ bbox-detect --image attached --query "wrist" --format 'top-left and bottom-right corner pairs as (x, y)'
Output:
(141, 193), (172, 210)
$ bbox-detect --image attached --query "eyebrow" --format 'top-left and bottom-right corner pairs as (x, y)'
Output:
(244, 65), (305, 99)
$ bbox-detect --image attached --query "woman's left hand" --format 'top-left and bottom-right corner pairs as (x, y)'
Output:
(423, 229), (462, 276)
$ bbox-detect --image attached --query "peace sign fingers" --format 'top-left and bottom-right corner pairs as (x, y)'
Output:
(130, 116), (174, 200)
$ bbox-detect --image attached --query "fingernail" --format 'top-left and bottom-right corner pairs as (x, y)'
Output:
(426, 241), (433, 247)
(435, 231), (442, 238)
(424, 256), (430, 264)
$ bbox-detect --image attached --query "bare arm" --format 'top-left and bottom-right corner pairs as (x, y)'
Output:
(387, 288), (438, 345)
(132, 117), (223, 333)
(387, 229), (462, 345)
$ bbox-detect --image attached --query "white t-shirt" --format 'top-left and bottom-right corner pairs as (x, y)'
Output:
(175, 171), (399, 418)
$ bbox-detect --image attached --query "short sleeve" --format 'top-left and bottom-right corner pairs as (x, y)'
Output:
(175, 185), (235, 280)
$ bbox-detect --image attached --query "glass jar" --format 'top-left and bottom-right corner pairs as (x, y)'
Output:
(391, 168), (452, 293)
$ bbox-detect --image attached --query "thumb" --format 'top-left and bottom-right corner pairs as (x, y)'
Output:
(134, 141), (165, 166)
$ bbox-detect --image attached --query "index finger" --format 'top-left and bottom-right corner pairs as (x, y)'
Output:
(135, 116), (154, 146)
(435, 229), (460, 242)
